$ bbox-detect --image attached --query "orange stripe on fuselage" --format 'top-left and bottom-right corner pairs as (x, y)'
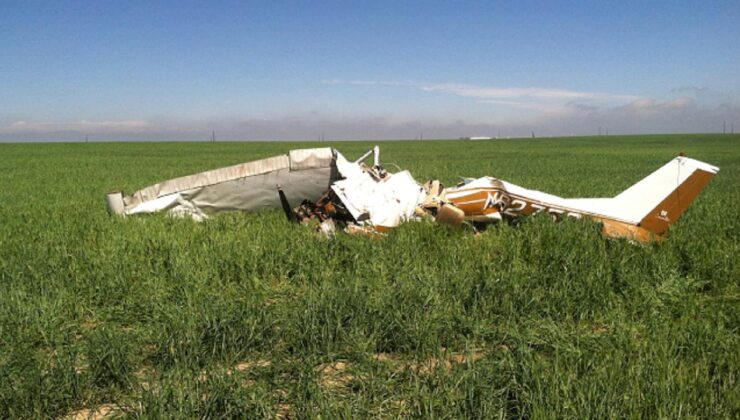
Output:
(446, 187), (587, 220)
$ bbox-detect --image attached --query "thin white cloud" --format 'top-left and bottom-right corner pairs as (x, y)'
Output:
(324, 79), (640, 116)
(620, 96), (696, 115)
(475, 99), (570, 114)
(324, 78), (637, 100)
(420, 83), (637, 102)
(664, 97), (695, 109)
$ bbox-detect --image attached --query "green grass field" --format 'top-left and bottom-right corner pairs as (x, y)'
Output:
(1, 134), (738, 418)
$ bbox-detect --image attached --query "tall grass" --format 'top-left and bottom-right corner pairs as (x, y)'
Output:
(0, 134), (737, 417)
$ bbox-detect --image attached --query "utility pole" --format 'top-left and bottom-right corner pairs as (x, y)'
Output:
(605, 128), (609, 136)
(212, 131), (216, 142)
(420, 132), (423, 141)
(723, 120), (726, 134)
(85, 134), (88, 143)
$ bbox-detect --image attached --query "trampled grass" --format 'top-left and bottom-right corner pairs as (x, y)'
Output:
(0, 134), (738, 418)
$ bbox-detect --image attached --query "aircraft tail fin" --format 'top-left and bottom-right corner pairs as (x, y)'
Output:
(611, 156), (719, 234)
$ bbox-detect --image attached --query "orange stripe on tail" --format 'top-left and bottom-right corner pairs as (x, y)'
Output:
(638, 169), (715, 235)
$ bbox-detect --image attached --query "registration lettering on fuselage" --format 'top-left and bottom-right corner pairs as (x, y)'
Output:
(479, 190), (583, 220)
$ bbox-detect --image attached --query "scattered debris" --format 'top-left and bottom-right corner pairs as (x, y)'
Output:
(108, 146), (719, 242)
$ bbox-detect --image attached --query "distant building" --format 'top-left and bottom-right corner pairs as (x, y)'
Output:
(462, 136), (495, 140)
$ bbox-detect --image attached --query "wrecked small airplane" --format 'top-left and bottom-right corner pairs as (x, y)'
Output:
(106, 146), (719, 242)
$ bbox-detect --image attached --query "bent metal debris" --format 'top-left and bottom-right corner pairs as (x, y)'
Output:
(106, 146), (719, 242)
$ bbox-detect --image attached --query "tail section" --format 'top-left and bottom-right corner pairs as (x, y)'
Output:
(611, 156), (719, 235)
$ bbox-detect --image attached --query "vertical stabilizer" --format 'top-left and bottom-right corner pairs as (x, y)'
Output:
(612, 156), (719, 234)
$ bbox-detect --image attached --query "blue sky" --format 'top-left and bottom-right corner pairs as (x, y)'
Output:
(1, 0), (739, 140)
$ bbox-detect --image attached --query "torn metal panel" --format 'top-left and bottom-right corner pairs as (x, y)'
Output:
(330, 169), (425, 228)
(108, 147), (338, 220)
(279, 148), (427, 233)
(123, 154), (289, 208)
